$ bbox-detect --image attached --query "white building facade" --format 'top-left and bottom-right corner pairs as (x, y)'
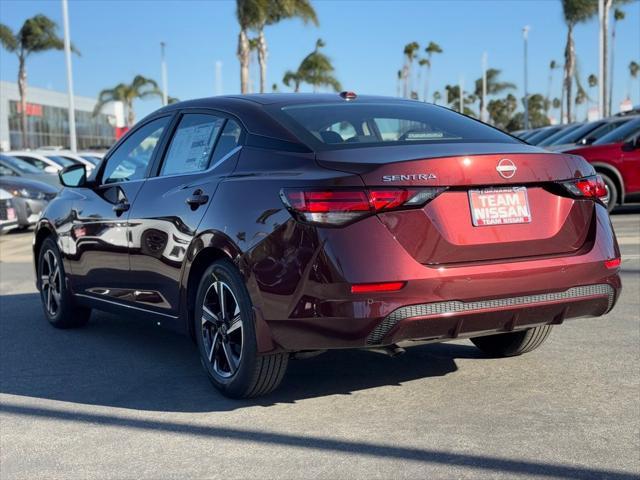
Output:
(0, 81), (120, 151)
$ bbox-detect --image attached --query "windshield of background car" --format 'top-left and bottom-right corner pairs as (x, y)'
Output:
(1, 156), (42, 173)
(593, 118), (640, 145)
(277, 102), (519, 150)
(44, 155), (76, 167)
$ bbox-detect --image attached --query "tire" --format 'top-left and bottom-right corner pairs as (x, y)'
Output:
(599, 173), (618, 213)
(470, 325), (553, 357)
(38, 237), (91, 328)
(194, 259), (288, 398)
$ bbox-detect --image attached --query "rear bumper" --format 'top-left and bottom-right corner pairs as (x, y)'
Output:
(250, 205), (622, 353)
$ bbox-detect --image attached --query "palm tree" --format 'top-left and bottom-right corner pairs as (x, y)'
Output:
(546, 60), (562, 115)
(402, 42), (420, 98)
(283, 39), (341, 93)
(423, 41), (442, 103)
(608, 8), (625, 115)
(94, 75), (162, 127)
(236, 0), (318, 94)
(588, 73), (597, 110)
(0, 15), (78, 148)
(630, 61), (639, 101)
(473, 68), (515, 119)
(417, 58), (429, 101)
(432, 91), (442, 105)
(445, 84), (475, 116)
(561, 0), (597, 123)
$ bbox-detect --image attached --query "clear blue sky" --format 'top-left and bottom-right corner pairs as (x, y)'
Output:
(1, 0), (639, 122)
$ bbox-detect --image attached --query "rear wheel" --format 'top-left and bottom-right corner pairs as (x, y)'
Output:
(38, 237), (91, 328)
(194, 260), (288, 398)
(470, 325), (552, 357)
(599, 172), (618, 213)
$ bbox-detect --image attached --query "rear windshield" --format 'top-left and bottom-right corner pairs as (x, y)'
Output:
(593, 118), (640, 145)
(277, 102), (519, 150)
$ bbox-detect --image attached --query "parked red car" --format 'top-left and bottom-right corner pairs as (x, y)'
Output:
(566, 117), (640, 211)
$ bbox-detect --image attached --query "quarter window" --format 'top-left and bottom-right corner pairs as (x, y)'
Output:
(210, 120), (242, 166)
(160, 114), (224, 176)
(102, 117), (169, 184)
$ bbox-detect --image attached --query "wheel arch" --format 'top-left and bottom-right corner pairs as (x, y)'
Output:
(180, 231), (244, 340)
(32, 220), (57, 289)
(591, 162), (625, 204)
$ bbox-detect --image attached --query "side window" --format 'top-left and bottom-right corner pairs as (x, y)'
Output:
(160, 114), (224, 176)
(210, 120), (242, 166)
(18, 156), (47, 170)
(0, 164), (15, 176)
(102, 117), (169, 184)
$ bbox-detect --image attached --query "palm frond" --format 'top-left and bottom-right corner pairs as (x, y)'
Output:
(0, 24), (18, 52)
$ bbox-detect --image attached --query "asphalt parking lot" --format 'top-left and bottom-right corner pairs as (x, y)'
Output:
(0, 208), (638, 480)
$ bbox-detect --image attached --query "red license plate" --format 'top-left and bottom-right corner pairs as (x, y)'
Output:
(469, 187), (532, 226)
(6, 208), (16, 220)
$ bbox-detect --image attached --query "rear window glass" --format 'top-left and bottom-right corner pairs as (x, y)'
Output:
(278, 102), (518, 150)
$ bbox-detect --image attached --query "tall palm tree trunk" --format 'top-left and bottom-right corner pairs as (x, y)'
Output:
(17, 56), (28, 149)
(257, 29), (267, 94)
(237, 29), (250, 94)
(602, 0), (611, 116)
(563, 25), (575, 123)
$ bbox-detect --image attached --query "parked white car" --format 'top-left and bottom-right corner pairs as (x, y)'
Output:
(5, 151), (65, 174)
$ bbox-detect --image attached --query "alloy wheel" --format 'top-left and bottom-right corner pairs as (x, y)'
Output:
(40, 249), (61, 317)
(201, 278), (243, 378)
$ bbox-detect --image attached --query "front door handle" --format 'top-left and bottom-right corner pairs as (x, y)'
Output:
(186, 189), (209, 209)
(113, 201), (130, 215)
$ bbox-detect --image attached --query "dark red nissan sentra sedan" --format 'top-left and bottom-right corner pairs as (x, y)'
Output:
(33, 93), (622, 398)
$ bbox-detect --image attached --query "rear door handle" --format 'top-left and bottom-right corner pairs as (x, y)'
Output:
(113, 201), (130, 215)
(186, 189), (209, 209)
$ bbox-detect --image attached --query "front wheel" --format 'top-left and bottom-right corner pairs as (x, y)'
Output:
(194, 259), (288, 398)
(470, 325), (552, 357)
(38, 237), (91, 328)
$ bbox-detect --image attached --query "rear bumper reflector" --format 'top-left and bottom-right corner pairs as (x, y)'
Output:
(604, 258), (621, 269)
(351, 281), (406, 294)
(366, 284), (616, 345)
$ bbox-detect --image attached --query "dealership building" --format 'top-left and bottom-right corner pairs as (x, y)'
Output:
(0, 81), (121, 151)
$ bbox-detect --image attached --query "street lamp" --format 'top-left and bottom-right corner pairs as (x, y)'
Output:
(160, 42), (168, 106)
(523, 26), (530, 130)
(61, 0), (77, 152)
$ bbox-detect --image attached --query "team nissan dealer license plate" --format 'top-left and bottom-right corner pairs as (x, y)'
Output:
(469, 187), (532, 226)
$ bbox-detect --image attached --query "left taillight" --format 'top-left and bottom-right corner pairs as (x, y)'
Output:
(559, 175), (608, 203)
(280, 187), (445, 226)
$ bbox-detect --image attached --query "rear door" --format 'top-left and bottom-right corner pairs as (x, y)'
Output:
(621, 134), (640, 194)
(127, 111), (243, 315)
(67, 116), (172, 297)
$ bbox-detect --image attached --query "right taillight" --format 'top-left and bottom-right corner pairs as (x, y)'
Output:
(280, 187), (446, 226)
(559, 175), (608, 203)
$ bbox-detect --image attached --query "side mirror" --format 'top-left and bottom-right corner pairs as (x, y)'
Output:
(59, 163), (87, 188)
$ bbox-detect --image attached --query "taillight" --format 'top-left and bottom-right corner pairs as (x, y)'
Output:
(280, 187), (445, 226)
(560, 175), (608, 203)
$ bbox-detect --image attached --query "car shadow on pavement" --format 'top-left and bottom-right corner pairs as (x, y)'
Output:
(0, 293), (482, 412)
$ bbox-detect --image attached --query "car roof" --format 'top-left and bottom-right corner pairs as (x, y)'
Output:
(150, 94), (426, 144)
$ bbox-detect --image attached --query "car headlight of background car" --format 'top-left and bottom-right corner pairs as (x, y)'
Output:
(11, 188), (46, 200)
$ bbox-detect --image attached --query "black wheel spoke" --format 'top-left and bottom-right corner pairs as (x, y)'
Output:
(201, 277), (244, 378)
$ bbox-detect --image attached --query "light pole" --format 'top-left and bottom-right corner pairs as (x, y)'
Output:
(481, 52), (488, 123)
(598, 0), (605, 119)
(459, 76), (464, 114)
(523, 26), (530, 130)
(61, 0), (77, 152)
(160, 42), (168, 106)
